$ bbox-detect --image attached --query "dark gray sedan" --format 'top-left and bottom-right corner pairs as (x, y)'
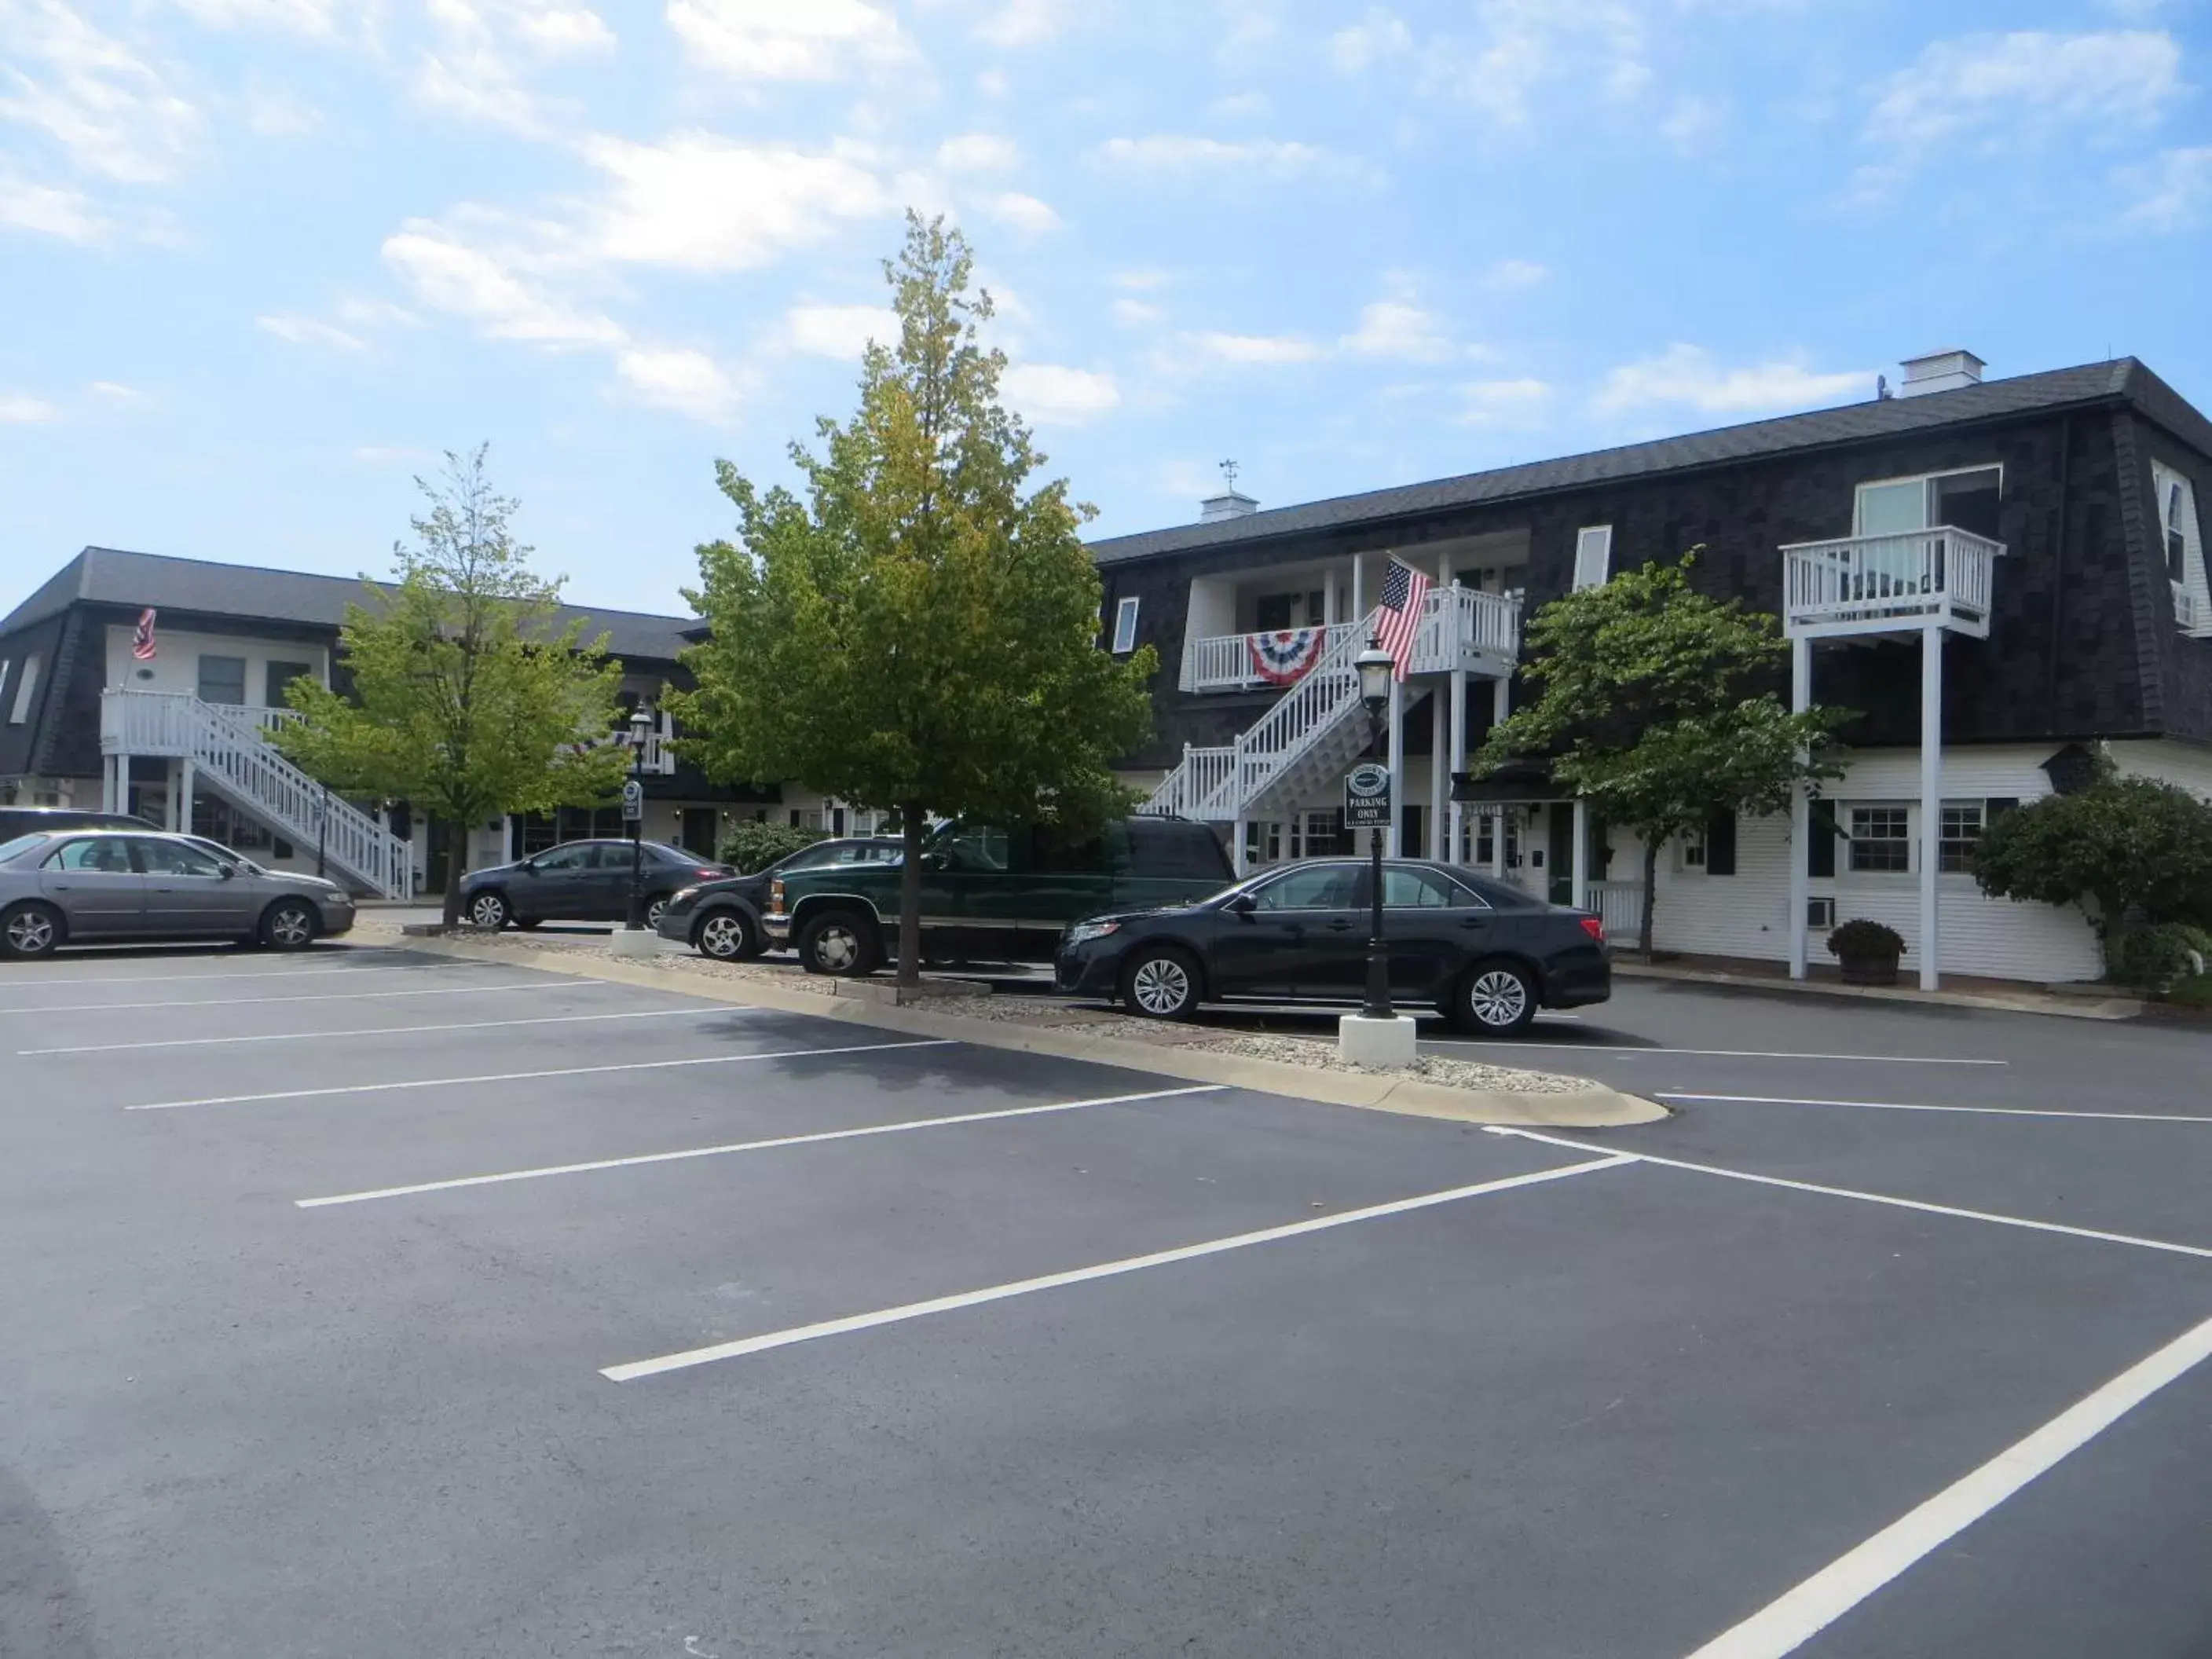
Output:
(0, 829), (357, 959)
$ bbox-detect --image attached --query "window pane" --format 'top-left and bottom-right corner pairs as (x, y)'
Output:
(1932, 468), (2001, 540)
(1111, 597), (1140, 654)
(1939, 804), (1983, 873)
(135, 837), (225, 876)
(1856, 481), (1928, 538)
(46, 837), (134, 872)
(196, 655), (247, 705)
(266, 661), (314, 706)
(1382, 867), (1455, 907)
(536, 844), (591, 871)
(1848, 807), (1912, 873)
(1254, 865), (1360, 910)
(9, 654), (41, 723)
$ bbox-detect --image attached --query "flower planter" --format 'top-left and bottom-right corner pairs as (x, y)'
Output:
(1837, 954), (1900, 987)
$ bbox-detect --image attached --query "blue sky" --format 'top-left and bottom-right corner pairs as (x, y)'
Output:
(3, 0), (2209, 620)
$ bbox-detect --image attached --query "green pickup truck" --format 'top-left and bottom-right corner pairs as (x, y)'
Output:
(763, 815), (1234, 975)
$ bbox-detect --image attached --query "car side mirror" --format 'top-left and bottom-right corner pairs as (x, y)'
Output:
(218, 864), (236, 880)
(1225, 892), (1257, 918)
(520, 860), (539, 875)
(922, 851), (949, 871)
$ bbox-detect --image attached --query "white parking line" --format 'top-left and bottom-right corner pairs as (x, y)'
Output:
(297, 1085), (1228, 1207)
(1683, 1309), (2212, 1658)
(22, 1005), (756, 1055)
(1437, 1042), (2004, 1065)
(1486, 1126), (2212, 1261)
(125, 1038), (961, 1111)
(0, 957), (447, 992)
(1662, 1092), (2212, 1124)
(601, 1154), (1637, 1382)
(0, 981), (563, 1015)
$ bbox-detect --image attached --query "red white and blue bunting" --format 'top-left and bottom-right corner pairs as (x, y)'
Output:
(1248, 628), (1323, 685)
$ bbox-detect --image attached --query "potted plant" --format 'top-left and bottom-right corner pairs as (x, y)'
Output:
(1827, 918), (1906, 986)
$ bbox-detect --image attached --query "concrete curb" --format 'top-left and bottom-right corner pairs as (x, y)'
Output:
(1613, 961), (2145, 1022)
(368, 928), (1665, 1130)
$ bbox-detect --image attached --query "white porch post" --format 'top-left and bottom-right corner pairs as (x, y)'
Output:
(1919, 622), (1943, 991)
(1428, 690), (1446, 862)
(166, 760), (181, 830)
(101, 755), (115, 814)
(1447, 668), (1467, 863)
(1232, 815), (1247, 877)
(178, 758), (195, 838)
(1386, 676), (1404, 858)
(1350, 555), (1364, 630)
(1789, 635), (1812, 981)
(1570, 797), (1590, 910)
(1490, 808), (1507, 879)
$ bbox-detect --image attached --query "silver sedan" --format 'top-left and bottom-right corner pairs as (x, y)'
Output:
(0, 828), (357, 959)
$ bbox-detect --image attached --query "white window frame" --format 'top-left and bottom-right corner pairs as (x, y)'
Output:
(1851, 464), (2005, 538)
(1572, 526), (1613, 591)
(8, 653), (39, 724)
(1110, 595), (1141, 654)
(2152, 461), (2207, 630)
(1845, 804), (1914, 875)
(0, 660), (10, 710)
(1679, 826), (1708, 873)
(1937, 800), (1984, 875)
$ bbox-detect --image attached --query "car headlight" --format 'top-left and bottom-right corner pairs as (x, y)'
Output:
(1064, 920), (1122, 947)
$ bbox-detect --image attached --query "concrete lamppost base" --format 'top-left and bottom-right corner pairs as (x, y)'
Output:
(610, 928), (658, 960)
(1338, 1013), (1419, 1068)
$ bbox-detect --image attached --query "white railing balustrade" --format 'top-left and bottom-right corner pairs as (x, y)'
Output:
(1781, 526), (2002, 639)
(1181, 588), (1521, 693)
(1585, 880), (1645, 939)
(100, 690), (413, 900)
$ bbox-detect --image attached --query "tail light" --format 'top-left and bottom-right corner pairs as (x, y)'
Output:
(694, 868), (720, 880)
(1579, 915), (1606, 943)
(768, 877), (786, 914)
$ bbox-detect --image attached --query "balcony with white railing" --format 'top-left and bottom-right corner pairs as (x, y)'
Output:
(1781, 526), (2003, 640)
(1181, 587), (1520, 692)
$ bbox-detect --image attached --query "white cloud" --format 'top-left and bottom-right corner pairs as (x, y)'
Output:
(1210, 91), (1269, 119)
(0, 167), (112, 240)
(1114, 269), (1172, 291)
(1331, 9), (1412, 73)
(167, 0), (342, 34)
(0, 0), (204, 183)
(88, 379), (148, 401)
(516, 5), (615, 53)
(668, 0), (910, 80)
(975, 67), (1009, 97)
(579, 134), (889, 271)
(1424, 0), (1652, 130)
(0, 394), (60, 423)
(936, 133), (1020, 173)
(1592, 345), (1870, 417)
(1180, 331), (1324, 367)
(237, 82), (320, 136)
(1092, 136), (1345, 177)
(382, 225), (626, 345)
(976, 0), (1077, 47)
(2122, 146), (2212, 230)
(1661, 93), (1726, 155)
(1111, 297), (1162, 327)
(335, 295), (423, 328)
(1001, 363), (1119, 426)
(614, 345), (742, 420)
(1341, 297), (1452, 363)
(784, 302), (898, 359)
(257, 313), (369, 352)
(1866, 31), (2180, 158)
(412, 48), (554, 136)
(1484, 258), (1547, 288)
(985, 191), (1060, 234)
(1461, 377), (1550, 423)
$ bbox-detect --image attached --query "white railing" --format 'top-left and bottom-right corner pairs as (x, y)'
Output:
(101, 690), (414, 900)
(1181, 588), (1521, 693)
(1145, 621), (1372, 820)
(1586, 880), (1645, 938)
(1781, 527), (2002, 639)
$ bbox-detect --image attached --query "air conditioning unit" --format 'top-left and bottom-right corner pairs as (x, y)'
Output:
(1807, 897), (1836, 929)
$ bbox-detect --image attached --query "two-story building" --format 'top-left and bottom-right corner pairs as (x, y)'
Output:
(1093, 351), (2212, 990)
(0, 548), (819, 898)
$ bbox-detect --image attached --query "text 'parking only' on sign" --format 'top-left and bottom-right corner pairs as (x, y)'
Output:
(1344, 762), (1391, 829)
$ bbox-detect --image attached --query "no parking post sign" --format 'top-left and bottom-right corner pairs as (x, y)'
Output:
(621, 779), (644, 823)
(1344, 762), (1392, 829)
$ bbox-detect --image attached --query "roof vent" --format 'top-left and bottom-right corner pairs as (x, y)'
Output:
(1896, 349), (1986, 399)
(1200, 489), (1258, 522)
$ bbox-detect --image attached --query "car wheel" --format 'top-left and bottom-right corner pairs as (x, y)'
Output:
(467, 891), (511, 930)
(694, 910), (758, 961)
(261, 899), (320, 951)
(644, 894), (672, 930)
(0, 901), (64, 961)
(1454, 961), (1537, 1035)
(1122, 946), (1201, 1020)
(797, 908), (881, 976)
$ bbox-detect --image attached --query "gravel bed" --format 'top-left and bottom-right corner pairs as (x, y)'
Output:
(366, 924), (1586, 1094)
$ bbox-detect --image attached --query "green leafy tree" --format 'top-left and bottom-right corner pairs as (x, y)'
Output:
(276, 447), (632, 924)
(1974, 763), (2212, 971)
(1474, 554), (1848, 954)
(672, 213), (1156, 985)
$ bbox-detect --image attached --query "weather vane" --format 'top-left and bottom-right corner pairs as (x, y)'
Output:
(1220, 460), (1240, 491)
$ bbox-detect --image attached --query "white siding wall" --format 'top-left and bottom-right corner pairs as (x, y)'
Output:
(105, 626), (329, 705)
(2111, 738), (2212, 799)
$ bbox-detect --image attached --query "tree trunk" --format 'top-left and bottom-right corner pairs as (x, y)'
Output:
(441, 815), (467, 928)
(1638, 837), (1658, 959)
(897, 801), (925, 989)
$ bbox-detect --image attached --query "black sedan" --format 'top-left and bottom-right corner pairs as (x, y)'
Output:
(657, 837), (903, 960)
(460, 839), (734, 932)
(1053, 858), (1610, 1035)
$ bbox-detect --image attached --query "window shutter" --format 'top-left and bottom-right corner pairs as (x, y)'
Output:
(1986, 797), (2020, 821)
(1808, 802), (1837, 880)
(1573, 526), (1613, 590)
(1704, 810), (1737, 877)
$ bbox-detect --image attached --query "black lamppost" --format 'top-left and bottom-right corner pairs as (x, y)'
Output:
(624, 703), (652, 932)
(1355, 635), (1396, 1021)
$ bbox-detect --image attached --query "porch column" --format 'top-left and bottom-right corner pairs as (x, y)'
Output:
(1490, 808), (1507, 879)
(1788, 635), (1812, 981)
(1919, 622), (1943, 991)
(1447, 668), (1467, 863)
(1492, 673), (1510, 728)
(178, 759), (195, 839)
(1386, 676), (1404, 857)
(1570, 797), (1590, 910)
(1232, 815), (1247, 877)
(101, 755), (115, 814)
(167, 760), (181, 830)
(1429, 687), (1446, 862)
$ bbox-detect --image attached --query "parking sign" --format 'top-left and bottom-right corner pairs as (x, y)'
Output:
(621, 779), (644, 822)
(1343, 762), (1392, 829)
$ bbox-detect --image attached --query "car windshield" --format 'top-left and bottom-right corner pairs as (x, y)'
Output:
(0, 832), (53, 864)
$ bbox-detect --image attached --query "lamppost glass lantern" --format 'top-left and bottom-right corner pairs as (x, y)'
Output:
(1356, 638), (1394, 721)
(628, 705), (654, 749)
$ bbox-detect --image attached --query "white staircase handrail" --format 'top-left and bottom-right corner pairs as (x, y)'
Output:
(101, 691), (413, 899)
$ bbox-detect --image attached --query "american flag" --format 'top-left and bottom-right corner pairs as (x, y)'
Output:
(1372, 558), (1431, 682)
(130, 608), (159, 662)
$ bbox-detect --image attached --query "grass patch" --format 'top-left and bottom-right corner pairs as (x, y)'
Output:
(2163, 973), (2212, 1009)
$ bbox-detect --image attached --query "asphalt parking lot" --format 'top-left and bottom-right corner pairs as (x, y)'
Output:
(5, 942), (2211, 1657)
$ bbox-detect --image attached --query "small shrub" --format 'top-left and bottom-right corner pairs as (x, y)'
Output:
(2107, 923), (2212, 991)
(1826, 918), (1905, 960)
(718, 821), (827, 874)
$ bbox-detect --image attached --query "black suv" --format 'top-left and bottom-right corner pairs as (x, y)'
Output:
(764, 816), (1234, 975)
